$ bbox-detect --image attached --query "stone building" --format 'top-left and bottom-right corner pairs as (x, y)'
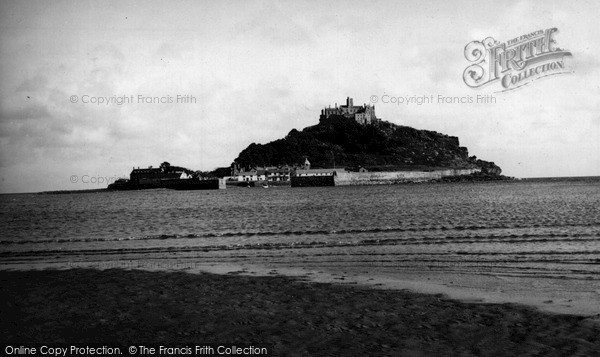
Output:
(129, 162), (188, 186)
(320, 97), (378, 125)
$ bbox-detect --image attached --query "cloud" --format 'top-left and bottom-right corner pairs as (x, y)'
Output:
(229, 1), (315, 46)
(0, 0), (599, 192)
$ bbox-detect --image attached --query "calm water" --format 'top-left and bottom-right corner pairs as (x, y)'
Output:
(1, 179), (599, 280)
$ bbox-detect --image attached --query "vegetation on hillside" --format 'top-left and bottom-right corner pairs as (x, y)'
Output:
(232, 115), (501, 174)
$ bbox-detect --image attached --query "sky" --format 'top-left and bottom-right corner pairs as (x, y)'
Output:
(0, 0), (598, 193)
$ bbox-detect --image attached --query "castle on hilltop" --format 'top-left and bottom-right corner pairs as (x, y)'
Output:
(320, 97), (379, 125)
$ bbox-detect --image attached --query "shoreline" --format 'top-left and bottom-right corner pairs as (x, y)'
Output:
(30, 175), (600, 195)
(2, 267), (599, 355)
(37, 175), (516, 194)
(3, 257), (599, 317)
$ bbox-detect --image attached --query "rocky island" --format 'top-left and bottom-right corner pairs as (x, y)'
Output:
(95, 97), (508, 192)
(227, 97), (507, 186)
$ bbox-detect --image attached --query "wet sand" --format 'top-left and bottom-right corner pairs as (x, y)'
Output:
(6, 246), (596, 316)
(1, 268), (599, 356)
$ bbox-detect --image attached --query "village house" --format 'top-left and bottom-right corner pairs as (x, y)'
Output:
(231, 166), (283, 182)
(294, 168), (346, 177)
(234, 169), (257, 182)
(266, 166), (292, 181)
(230, 158), (345, 182)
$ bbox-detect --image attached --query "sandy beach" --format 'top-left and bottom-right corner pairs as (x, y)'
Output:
(1, 267), (599, 356)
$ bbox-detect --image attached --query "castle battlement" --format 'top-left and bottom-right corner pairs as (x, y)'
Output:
(320, 97), (378, 125)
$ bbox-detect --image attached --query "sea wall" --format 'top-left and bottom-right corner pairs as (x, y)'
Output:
(160, 178), (224, 190)
(335, 168), (480, 186)
(291, 176), (335, 187)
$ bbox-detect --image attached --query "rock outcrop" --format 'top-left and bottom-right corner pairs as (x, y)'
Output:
(234, 114), (502, 175)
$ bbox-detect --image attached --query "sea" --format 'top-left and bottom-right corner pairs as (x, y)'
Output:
(1, 178), (599, 282)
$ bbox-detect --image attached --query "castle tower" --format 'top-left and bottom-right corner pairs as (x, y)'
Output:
(346, 97), (353, 107)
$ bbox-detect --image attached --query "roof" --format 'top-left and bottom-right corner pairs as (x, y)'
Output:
(268, 169), (291, 174)
(131, 168), (161, 174)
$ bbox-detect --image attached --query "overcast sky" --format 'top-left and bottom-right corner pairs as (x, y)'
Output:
(0, 0), (598, 193)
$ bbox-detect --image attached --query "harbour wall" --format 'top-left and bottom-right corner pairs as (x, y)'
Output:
(134, 178), (225, 190)
(291, 176), (335, 187)
(334, 168), (480, 186)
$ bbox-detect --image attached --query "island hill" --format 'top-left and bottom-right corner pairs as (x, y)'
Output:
(103, 96), (505, 191)
(225, 97), (504, 187)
